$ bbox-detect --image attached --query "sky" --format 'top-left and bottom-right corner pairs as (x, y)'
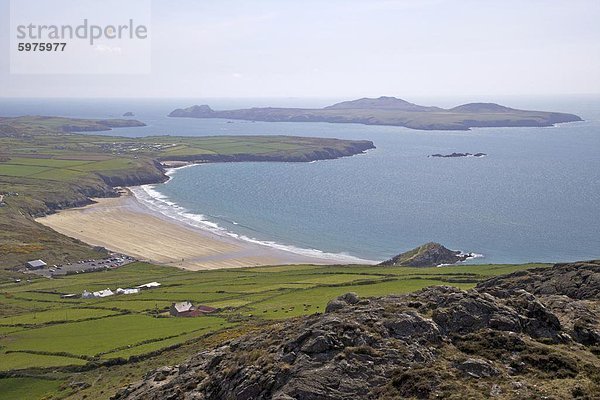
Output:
(1, 0), (599, 98)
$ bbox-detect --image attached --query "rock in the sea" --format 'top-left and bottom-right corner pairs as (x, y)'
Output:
(122, 111), (135, 117)
(430, 152), (487, 158)
(379, 242), (473, 267)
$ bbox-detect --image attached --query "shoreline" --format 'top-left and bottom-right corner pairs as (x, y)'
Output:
(36, 188), (374, 270)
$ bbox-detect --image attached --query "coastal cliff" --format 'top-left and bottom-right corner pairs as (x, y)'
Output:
(114, 260), (600, 400)
(168, 97), (583, 131)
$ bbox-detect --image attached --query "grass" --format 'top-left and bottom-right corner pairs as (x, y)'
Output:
(0, 352), (88, 372)
(0, 377), (63, 400)
(1, 314), (231, 357)
(0, 164), (49, 177)
(0, 307), (119, 326)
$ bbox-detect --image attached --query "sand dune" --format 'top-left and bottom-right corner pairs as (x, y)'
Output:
(36, 192), (339, 270)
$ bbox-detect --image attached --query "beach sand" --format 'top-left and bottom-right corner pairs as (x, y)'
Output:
(36, 191), (344, 270)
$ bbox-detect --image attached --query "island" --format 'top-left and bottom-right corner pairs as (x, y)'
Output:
(168, 96), (583, 131)
(430, 152), (487, 158)
(379, 242), (475, 267)
(123, 112), (135, 117)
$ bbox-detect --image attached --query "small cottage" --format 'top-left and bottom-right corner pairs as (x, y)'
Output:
(170, 301), (216, 317)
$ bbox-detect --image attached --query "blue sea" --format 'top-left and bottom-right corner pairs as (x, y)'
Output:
(2, 96), (599, 264)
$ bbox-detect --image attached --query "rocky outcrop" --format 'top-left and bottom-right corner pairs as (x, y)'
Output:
(114, 261), (600, 400)
(379, 242), (473, 267)
(476, 261), (600, 300)
(477, 260), (600, 347)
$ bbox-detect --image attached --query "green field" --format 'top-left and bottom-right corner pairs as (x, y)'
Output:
(0, 377), (63, 400)
(0, 261), (547, 374)
(0, 260), (549, 399)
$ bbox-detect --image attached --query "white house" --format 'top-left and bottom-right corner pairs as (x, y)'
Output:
(82, 288), (114, 298)
(116, 288), (140, 295)
(94, 289), (114, 298)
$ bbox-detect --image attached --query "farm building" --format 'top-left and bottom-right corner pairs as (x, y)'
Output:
(170, 301), (216, 317)
(26, 259), (46, 270)
(137, 282), (161, 290)
(95, 289), (114, 298)
(82, 288), (114, 299)
(116, 288), (140, 295)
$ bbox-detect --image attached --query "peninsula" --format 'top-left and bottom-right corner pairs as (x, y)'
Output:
(0, 116), (374, 269)
(168, 96), (583, 131)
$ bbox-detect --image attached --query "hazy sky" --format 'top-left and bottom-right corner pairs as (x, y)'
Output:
(1, 0), (599, 98)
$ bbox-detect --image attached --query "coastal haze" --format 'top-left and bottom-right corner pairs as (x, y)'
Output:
(1, 0), (600, 97)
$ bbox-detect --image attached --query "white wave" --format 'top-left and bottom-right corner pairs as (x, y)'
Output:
(164, 163), (197, 178)
(466, 252), (485, 260)
(129, 184), (376, 265)
(436, 252), (484, 267)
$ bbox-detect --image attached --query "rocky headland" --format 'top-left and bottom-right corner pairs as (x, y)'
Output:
(379, 242), (475, 267)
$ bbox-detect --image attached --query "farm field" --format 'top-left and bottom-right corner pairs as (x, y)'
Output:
(0, 260), (549, 399)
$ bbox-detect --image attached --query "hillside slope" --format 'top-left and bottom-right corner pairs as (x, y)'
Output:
(115, 260), (600, 400)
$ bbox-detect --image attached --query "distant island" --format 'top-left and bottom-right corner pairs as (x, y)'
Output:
(123, 112), (135, 117)
(168, 96), (582, 131)
(430, 152), (487, 158)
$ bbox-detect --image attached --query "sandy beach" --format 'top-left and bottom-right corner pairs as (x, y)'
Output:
(36, 190), (345, 270)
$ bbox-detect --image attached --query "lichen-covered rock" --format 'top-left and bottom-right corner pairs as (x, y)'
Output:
(455, 358), (500, 378)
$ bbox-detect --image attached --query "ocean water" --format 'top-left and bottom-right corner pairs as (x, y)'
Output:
(2, 96), (599, 264)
